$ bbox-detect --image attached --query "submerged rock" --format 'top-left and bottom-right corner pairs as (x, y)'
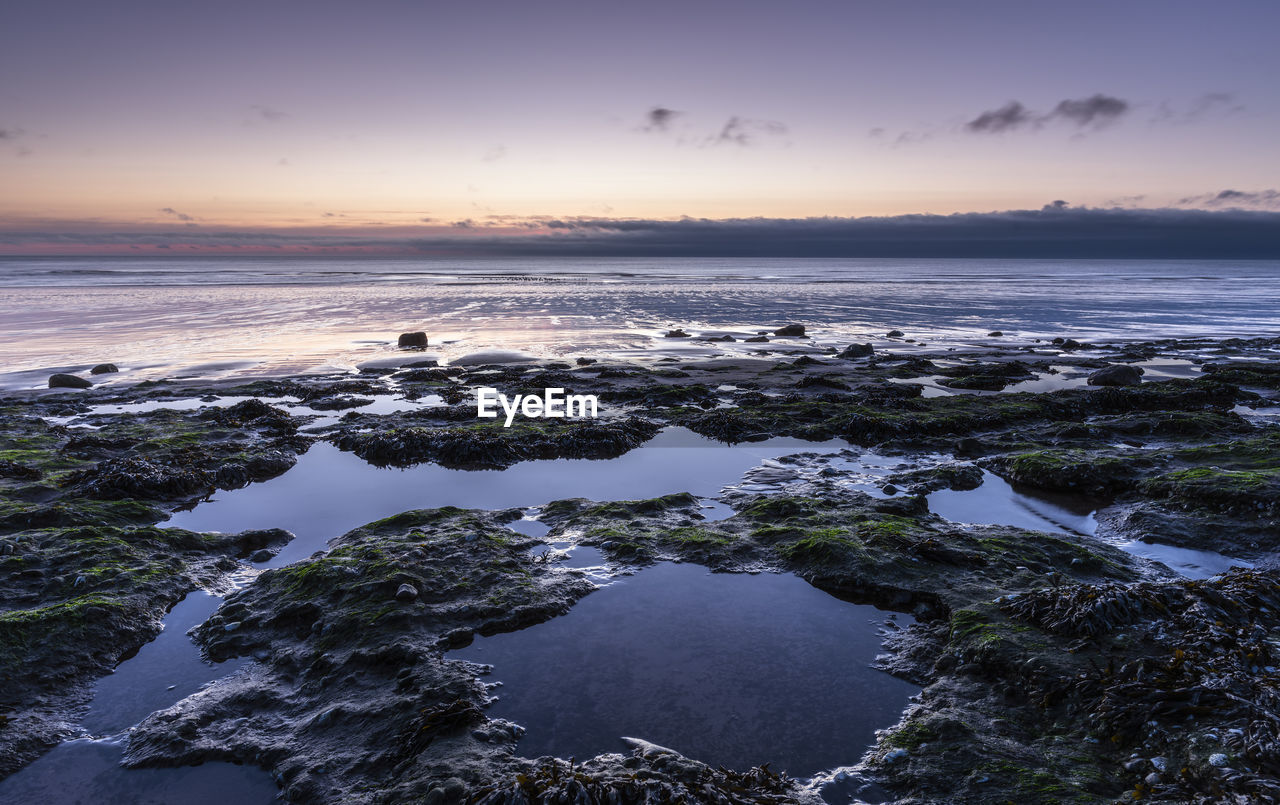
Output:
(1087, 364), (1144, 386)
(48, 373), (91, 389)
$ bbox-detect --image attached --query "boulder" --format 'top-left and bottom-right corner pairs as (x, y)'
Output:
(773, 324), (806, 337)
(48, 373), (91, 389)
(89, 363), (119, 374)
(838, 343), (874, 359)
(1087, 364), (1144, 387)
(397, 332), (428, 348)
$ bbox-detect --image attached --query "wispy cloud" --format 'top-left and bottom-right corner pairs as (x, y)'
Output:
(158, 207), (197, 222)
(642, 106), (681, 132)
(481, 145), (507, 163)
(249, 104), (289, 121)
(964, 101), (1036, 133)
(708, 116), (788, 147)
(964, 94), (1129, 134)
(1177, 189), (1280, 210)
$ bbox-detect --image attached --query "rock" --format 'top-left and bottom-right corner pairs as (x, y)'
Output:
(884, 748), (909, 763)
(882, 483), (899, 495)
(400, 359), (438, 368)
(886, 329), (905, 337)
(1150, 756), (1168, 772)
(250, 549), (274, 563)
(89, 363), (119, 374)
(1208, 753), (1229, 767)
(838, 343), (874, 359)
(48, 373), (91, 389)
(575, 357), (597, 366)
(397, 332), (428, 348)
(395, 583), (419, 602)
(1087, 364), (1144, 387)
(1144, 772), (1162, 786)
(744, 336), (769, 343)
(1060, 338), (1082, 350)
(987, 331), (1003, 337)
(223, 621), (242, 632)
(773, 324), (806, 337)
(664, 329), (690, 338)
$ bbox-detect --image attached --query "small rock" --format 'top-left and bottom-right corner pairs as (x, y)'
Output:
(1208, 753), (1229, 767)
(89, 363), (119, 374)
(987, 331), (1003, 337)
(1123, 758), (1146, 773)
(664, 329), (690, 338)
(223, 621), (242, 632)
(395, 583), (419, 602)
(886, 329), (904, 337)
(882, 483), (899, 495)
(48, 373), (91, 389)
(1087, 364), (1143, 387)
(1150, 756), (1168, 772)
(838, 343), (874, 359)
(250, 549), (274, 563)
(397, 331), (428, 348)
(884, 748), (909, 763)
(575, 357), (597, 366)
(1060, 338), (1082, 350)
(1144, 772), (1162, 786)
(773, 324), (806, 337)
(73, 575), (86, 587)
(744, 335), (769, 343)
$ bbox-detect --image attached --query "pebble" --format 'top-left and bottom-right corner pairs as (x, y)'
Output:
(1208, 753), (1229, 767)
(395, 583), (419, 602)
(1150, 756), (1167, 772)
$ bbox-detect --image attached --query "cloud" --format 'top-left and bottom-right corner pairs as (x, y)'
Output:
(0, 128), (24, 140)
(642, 107), (681, 132)
(964, 94), (1129, 134)
(7, 206), (1278, 259)
(158, 207), (196, 222)
(964, 101), (1035, 133)
(1177, 189), (1280, 210)
(250, 104), (288, 121)
(481, 145), (507, 163)
(1050, 94), (1129, 127)
(709, 116), (788, 147)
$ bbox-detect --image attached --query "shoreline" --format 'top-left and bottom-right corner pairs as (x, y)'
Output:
(1, 332), (1278, 802)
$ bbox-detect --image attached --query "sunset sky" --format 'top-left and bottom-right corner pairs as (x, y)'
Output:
(2, 0), (1278, 255)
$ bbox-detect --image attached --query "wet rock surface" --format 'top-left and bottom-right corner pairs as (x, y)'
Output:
(0, 333), (1278, 802)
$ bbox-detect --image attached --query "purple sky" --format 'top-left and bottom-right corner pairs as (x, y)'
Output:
(1, 0), (1277, 254)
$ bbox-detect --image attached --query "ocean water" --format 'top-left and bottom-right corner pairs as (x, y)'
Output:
(1, 257), (1278, 388)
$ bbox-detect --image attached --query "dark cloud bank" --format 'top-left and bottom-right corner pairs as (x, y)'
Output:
(5, 206), (1279, 259)
(416, 206), (1280, 259)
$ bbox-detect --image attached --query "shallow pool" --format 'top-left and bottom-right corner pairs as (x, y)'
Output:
(452, 562), (917, 777)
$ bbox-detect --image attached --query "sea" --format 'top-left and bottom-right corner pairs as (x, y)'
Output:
(1, 256), (1278, 389)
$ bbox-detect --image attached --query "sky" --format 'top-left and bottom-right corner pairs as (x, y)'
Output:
(2, 0), (1279, 256)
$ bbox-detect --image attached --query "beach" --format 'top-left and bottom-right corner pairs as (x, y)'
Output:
(1, 269), (1278, 802)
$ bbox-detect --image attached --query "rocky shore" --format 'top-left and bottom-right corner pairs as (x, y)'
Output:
(1, 333), (1278, 803)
